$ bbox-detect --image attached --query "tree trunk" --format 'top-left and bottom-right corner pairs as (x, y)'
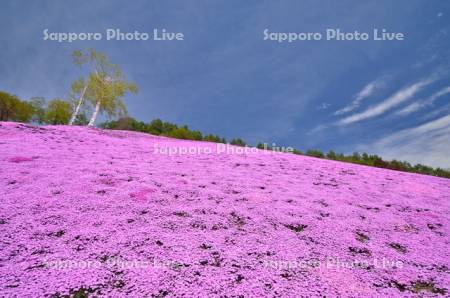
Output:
(69, 85), (88, 125)
(88, 101), (101, 126)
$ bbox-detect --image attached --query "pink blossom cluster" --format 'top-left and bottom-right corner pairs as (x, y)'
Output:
(0, 122), (448, 297)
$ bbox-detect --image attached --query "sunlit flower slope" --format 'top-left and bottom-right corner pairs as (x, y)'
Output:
(0, 122), (449, 297)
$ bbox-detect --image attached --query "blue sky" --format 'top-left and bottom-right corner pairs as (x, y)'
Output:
(1, 0), (449, 168)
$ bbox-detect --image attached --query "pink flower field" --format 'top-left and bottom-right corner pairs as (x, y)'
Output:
(0, 122), (449, 297)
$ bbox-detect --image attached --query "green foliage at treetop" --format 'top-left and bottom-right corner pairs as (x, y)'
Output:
(0, 91), (34, 122)
(0, 91), (89, 125)
(45, 99), (73, 125)
(101, 117), (209, 141)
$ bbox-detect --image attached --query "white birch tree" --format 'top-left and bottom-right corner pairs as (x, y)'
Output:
(68, 77), (88, 125)
(71, 49), (137, 126)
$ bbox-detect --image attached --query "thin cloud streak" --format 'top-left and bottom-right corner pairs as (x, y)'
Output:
(338, 78), (433, 125)
(334, 80), (383, 115)
(357, 114), (450, 168)
(396, 86), (450, 116)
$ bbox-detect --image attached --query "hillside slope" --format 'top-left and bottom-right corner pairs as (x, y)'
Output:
(0, 122), (449, 297)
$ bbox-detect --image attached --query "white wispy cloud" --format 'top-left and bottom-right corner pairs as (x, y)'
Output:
(334, 80), (383, 115)
(396, 86), (450, 116)
(338, 78), (433, 125)
(317, 102), (331, 110)
(357, 114), (450, 168)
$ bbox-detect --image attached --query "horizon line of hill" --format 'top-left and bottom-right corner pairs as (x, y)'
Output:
(101, 117), (450, 179)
